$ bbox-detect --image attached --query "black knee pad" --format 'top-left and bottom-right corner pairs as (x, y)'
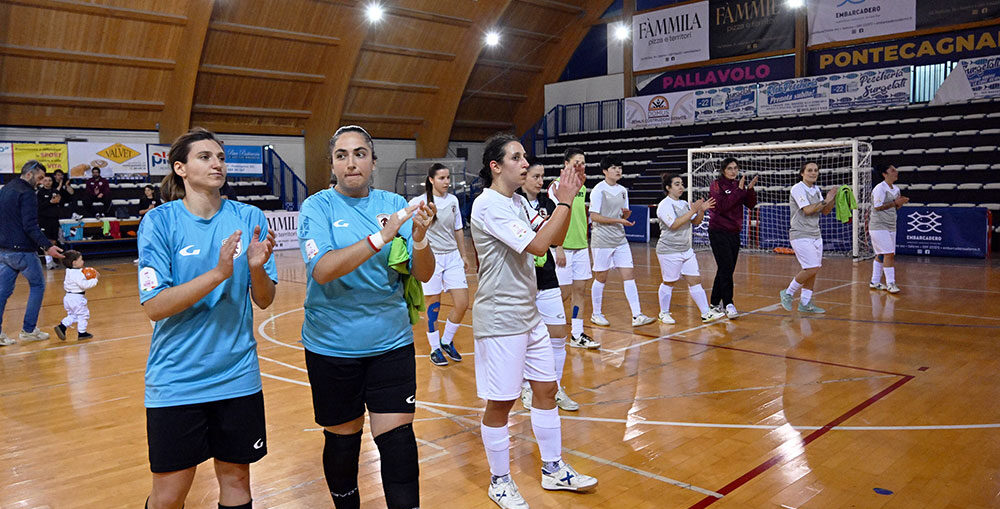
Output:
(374, 423), (420, 509)
(323, 430), (362, 508)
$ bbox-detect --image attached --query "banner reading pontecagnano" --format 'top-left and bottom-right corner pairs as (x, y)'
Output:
(827, 66), (911, 110)
(633, 1), (710, 72)
(68, 141), (148, 178)
(624, 91), (696, 128)
(708, 0), (795, 59)
(0, 143), (13, 174)
(13, 143), (69, 174)
(694, 84), (758, 121)
(808, 0), (916, 46)
(637, 54), (794, 95)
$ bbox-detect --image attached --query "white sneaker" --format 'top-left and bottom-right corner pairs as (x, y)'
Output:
(701, 309), (725, 323)
(555, 386), (579, 411)
(71, 213), (83, 221)
(19, 328), (50, 341)
(0, 333), (15, 346)
(541, 460), (598, 492)
(569, 333), (600, 349)
(590, 313), (610, 326)
(631, 314), (655, 326)
(869, 282), (886, 290)
(658, 311), (675, 324)
(520, 384), (532, 409)
(885, 283), (900, 294)
(489, 475), (530, 508)
(725, 304), (739, 319)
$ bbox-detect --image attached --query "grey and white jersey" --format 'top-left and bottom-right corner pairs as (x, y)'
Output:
(789, 182), (823, 240)
(870, 181), (899, 232)
(409, 193), (461, 254)
(470, 188), (541, 338)
(656, 196), (692, 254)
(589, 180), (629, 248)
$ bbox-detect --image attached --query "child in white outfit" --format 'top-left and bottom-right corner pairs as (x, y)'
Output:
(54, 250), (98, 340)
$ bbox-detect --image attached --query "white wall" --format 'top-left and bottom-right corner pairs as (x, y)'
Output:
(544, 73), (624, 113)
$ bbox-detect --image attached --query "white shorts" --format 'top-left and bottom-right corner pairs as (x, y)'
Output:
(555, 248), (592, 285)
(421, 250), (468, 295)
(656, 249), (700, 282)
(791, 237), (823, 269)
(591, 244), (634, 272)
(474, 321), (556, 401)
(869, 230), (896, 255)
(535, 287), (566, 326)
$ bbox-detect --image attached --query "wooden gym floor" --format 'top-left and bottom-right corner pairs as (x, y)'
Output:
(2, 244), (999, 508)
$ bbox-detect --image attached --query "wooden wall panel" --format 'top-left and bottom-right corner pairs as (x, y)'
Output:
(88, 0), (191, 16)
(199, 31), (335, 75)
(352, 52), (450, 85)
(342, 88), (433, 120)
(0, 57), (170, 100)
(0, 104), (160, 130)
(192, 74), (316, 110)
(366, 20), (467, 52)
(502, 2), (574, 35)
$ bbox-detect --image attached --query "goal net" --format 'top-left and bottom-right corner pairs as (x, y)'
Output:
(687, 141), (874, 260)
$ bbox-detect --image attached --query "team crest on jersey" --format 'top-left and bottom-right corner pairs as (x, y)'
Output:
(139, 267), (158, 292)
(222, 236), (243, 259)
(376, 213), (390, 228)
(509, 222), (529, 240)
(304, 239), (319, 260)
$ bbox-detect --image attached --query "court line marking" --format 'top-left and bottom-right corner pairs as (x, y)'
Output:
(0, 332), (151, 358)
(750, 311), (1000, 330)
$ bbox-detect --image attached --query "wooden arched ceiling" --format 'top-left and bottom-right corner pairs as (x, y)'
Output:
(0, 0), (613, 180)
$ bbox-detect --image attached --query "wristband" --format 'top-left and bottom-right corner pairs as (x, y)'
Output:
(413, 237), (428, 250)
(557, 202), (572, 210)
(367, 233), (385, 252)
(396, 209), (408, 220)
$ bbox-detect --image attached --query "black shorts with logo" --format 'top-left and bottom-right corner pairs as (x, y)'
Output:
(305, 343), (417, 427)
(146, 391), (266, 473)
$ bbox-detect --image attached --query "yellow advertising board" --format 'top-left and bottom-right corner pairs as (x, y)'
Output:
(12, 143), (69, 174)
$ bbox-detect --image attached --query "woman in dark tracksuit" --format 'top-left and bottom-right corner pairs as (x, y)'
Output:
(707, 157), (757, 319)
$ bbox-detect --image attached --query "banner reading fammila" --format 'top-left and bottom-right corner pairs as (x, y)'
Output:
(633, 2), (710, 72)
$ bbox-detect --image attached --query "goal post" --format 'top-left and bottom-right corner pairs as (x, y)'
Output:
(686, 140), (874, 260)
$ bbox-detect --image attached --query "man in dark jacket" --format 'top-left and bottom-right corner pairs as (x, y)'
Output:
(84, 167), (111, 217)
(0, 160), (65, 345)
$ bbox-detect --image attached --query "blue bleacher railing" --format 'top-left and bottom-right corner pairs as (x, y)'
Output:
(263, 147), (307, 211)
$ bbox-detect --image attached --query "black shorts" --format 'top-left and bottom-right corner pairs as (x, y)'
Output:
(146, 391), (266, 473)
(305, 343), (417, 427)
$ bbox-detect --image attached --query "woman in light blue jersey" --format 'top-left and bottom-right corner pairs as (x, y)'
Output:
(297, 125), (435, 509)
(137, 128), (277, 509)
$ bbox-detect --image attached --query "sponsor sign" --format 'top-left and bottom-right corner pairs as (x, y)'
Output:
(808, 0), (916, 46)
(916, 0), (1000, 29)
(147, 144), (171, 176)
(624, 205), (650, 243)
(264, 210), (299, 250)
(13, 143), (69, 174)
(624, 91), (696, 128)
(758, 76), (830, 116)
(633, 1), (710, 72)
(709, 0), (796, 59)
(694, 84), (758, 121)
(224, 145), (264, 176)
(961, 55), (1000, 99)
(68, 141), (147, 178)
(637, 54), (794, 94)
(826, 66), (911, 109)
(0, 143), (12, 174)
(896, 206), (989, 258)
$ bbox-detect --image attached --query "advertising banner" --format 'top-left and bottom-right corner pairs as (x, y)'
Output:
(13, 143), (69, 174)
(809, 25), (1000, 75)
(758, 76), (830, 116)
(624, 205), (650, 243)
(827, 66), (911, 109)
(633, 1), (710, 72)
(0, 143), (12, 174)
(224, 145), (264, 176)
(694, 84), (758, 121)
(916, 0), (1000, 29)
(147, 144), (171, 176)
(709, 0), (796, 59)
(637, 54), (794, 94)
(624, 91), (696, 128)
(808, 0), (916, 46)
(68, 142), (148, 178)
(896, 206), (989, 258)
(264, 210), (299, 251)
(961, 55), (1000, 99)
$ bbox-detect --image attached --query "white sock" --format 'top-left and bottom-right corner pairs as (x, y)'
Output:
(800, 288), (813, 306)
(883, 267), (895, 285)
(530, 406), (562, 463)
(658, 283), (672, 314)
(481, 423), (511, 477)
(871, 260), (883, 285)
(426, 330), (440, 351)
(786, 279), (803, 295)
(441, 320), (460, 345)
(591, 280), (605, 315)
(624, 279), (642, 316)
(689, 284), (711, 314)
(551, 336), (567, 382)
(571, 318), (583, 337)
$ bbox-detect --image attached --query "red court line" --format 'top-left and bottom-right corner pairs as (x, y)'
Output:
(686, 375), (914, 509)
(624, 329), (910, 377)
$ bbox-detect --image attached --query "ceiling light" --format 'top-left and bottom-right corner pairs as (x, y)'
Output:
(366, 3), (384, 23)
(613, 23), (630, 41)
(485, 31), (500, 46)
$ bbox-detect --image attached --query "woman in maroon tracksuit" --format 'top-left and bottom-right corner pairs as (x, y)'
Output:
(707, 157), (757, 318)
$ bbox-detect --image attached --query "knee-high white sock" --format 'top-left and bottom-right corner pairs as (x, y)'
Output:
(571, 317), (583, 337)
(551, 336), (567, 382)
(441, 320), (460, 345)
(883, 267), (895, 285)
(623, 279), (642, 316)
(426, 330), (440, 351)
(658, 283), (672, 314)
(591, 280), (605, 315)
(530, 407), (562, 463)
(871, 260), (883, 285)
(800, 288), (813, 306)
(786, 279), (803, 295)
(481, 423), (510, 477)
(689, 284), (711, 314)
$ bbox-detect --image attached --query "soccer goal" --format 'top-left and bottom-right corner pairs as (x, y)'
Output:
(687, 140), (874, 260)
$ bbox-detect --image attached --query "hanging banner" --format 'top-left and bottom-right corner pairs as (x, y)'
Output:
(694, 84), (758, 121)
(826, 66), (911, 109)
(637, 54), (794, 94)
(13, 143), (69, 174)
(224, 145), (264, 176)
(68, 142), (148, 178)
(758, 76), (830, 116)
(896, 206), (989, 258)
(809, 25), (1000, 75)
(633, 1), (710, 72)
(147, 144), (171, 177)
(624, 205), (650, 243)
(709, 0), (796, 59)
(807, 0), (916, 46)
(0, 143), (13, 174)
(264, 210), (299, 250)
(961, 55), (1000, 99)
(916, 0), (1000, 29)
(624, 91), (696, 128)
